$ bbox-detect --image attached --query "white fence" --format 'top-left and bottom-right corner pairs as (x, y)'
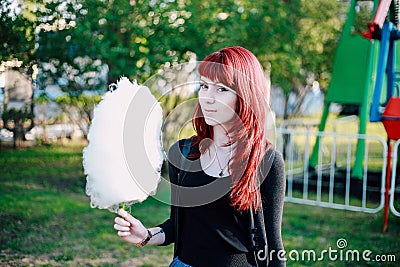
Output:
(390, 139), (400, 216)
(276, 128), (392, 214)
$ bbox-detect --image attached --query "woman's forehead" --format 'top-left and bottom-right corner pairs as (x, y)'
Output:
(200, 76), (226, 86)
(200, 76), (215, 83)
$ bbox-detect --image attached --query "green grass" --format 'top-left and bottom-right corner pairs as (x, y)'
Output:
(0, 142), (399, 266)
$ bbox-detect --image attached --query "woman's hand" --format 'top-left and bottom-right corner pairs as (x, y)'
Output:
(114, 209), (149, 245)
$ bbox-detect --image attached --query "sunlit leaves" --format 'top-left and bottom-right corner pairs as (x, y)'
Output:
(3, 0), (350, 95)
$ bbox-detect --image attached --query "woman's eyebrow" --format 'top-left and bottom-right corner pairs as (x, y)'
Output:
(200, 79), (223, 86)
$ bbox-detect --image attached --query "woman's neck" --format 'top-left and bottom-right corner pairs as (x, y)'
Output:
(212, 125), (232, 147)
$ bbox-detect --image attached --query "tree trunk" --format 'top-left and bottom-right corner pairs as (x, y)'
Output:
(13, 124), (24, 149)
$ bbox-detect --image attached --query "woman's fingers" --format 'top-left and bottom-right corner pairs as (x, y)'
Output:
(114, 222), (130, 232)
(114, 216), (130, 227)
(117, 209), (137, 225)
(114, 211), (132, 234)
(114, 209), (148, 244)
(117, 208), (127, 217)
(117, 231), (132, 237)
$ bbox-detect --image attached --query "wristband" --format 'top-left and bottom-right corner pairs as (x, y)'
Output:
(136, 229), (152, 247)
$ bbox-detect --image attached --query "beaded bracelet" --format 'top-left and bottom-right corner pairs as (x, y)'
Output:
(135, 228), (164, 247)
(136, 229), (152, 247)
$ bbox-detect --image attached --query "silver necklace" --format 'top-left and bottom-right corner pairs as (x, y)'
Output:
(215, 149), (230, 177)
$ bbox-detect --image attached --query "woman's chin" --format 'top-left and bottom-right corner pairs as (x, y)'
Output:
(204, 117), (218, 126)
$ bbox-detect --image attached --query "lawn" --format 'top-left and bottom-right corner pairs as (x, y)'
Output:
(0, 142), (399, 266)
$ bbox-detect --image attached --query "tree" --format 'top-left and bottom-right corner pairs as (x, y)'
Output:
(1, 0), (39, 148)
(35, 0), (193, 86)
(9, 0), (350, 95)
(4, 0), (351, 146)
(2, 105), (34, 149)
(54, 94), (101, 138)
(35, 0), (349, 93)
(35, 0), (197, 140)
(180, 0), (347, 92)
(0, 0), (36, 65)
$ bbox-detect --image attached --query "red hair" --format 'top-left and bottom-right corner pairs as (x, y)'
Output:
(192, 46), (271, 211)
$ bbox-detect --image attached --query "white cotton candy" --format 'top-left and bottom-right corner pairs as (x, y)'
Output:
(83, 77), (164, 212)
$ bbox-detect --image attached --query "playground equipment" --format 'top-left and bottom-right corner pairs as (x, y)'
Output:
(311, 0), (400, 232)
(363, 0), (400, 232)
(381, 97), (400, 230)
(309, 0), (380, 178)
(382, 98), (400, 140)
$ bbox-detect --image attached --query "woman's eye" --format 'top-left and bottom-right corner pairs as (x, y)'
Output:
(199, 83), (208, 90)
(218, 87), (228, 92)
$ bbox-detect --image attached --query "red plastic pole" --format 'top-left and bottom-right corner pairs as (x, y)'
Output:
(383, 139), (391, 232)
(363, 0), (393, 39)
(373, 0), (392, 29)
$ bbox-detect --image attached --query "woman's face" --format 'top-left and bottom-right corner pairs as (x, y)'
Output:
(198, 76), (238, 129)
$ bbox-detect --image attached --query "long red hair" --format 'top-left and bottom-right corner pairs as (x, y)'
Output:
(192, 46), (271, 211)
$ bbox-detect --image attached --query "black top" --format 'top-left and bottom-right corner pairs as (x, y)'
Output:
(158, 140), (286, 267)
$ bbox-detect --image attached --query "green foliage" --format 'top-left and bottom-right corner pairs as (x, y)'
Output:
(0, 0), (36, 64)
(34, 92), (51, 104)
(32, 0), (349, 95)
(2, 0), (350, 94)
(2, 106), (34, 126)
(160, 0), (347, 91)
(352, 0), (375, 36)
(55, 94), (101, 109)
(2, 105), (35, 148)
(54, 94), (102, 136)
(35, 0), (192, 86)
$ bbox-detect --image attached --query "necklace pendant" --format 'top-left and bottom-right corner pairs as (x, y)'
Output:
(219, 170), (224, 177)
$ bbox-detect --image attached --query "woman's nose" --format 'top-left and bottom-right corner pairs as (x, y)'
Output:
(201, 88), (216, 103)
(206, 94), (216, 104)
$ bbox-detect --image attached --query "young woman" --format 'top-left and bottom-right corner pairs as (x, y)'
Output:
(114, 46), (286, 267)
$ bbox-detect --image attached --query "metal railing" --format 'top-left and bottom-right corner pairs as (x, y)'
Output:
(389, 139), (400, 216)
(276, 128), (387, 213)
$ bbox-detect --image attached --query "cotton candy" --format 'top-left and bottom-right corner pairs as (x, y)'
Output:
(83, 77), (164, 212)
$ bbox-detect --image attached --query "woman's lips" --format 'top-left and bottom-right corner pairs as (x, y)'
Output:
(204, 109), (217, 113)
